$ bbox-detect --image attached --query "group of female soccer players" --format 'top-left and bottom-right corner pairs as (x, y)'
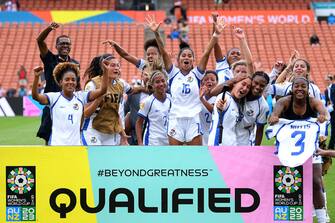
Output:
(31, 14), (332, 222)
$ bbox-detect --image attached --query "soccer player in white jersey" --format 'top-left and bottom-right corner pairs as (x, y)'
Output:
(31, 62), (108, 145)
(146, 15), (225, 145)
(208, 76), (252, 146)
(136, 67), (171, 145)
(267, 58), (322, 100)
(82, 54), (131, 145)
(268, 77), (328, 223)
(103, 38), (161, 72)
(237, 71), (270, 145)
(199, 70), (218, 145)
(211, 13), (254, 84)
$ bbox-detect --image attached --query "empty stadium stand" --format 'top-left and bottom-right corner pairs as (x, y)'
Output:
(0, 22), (333, 91)
(179, 0), (331, 10)
(19, 0), (116, 10)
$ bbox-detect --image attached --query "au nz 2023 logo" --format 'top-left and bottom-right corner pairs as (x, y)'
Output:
(6, 166), (36, 222)
(273, 166), (303, 221)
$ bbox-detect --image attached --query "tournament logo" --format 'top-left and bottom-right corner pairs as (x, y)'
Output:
(6, 166), (36, 221)
(273, 166), (303, 221)
(73, 103), (79, 110)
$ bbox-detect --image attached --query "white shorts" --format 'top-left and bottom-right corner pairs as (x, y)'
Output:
(168, 116), (202, 143)
(146, 137), (169, 146)
(82, 128), (121, 146)
(313, 154), (323, 164)
(202, 132), (209, 145)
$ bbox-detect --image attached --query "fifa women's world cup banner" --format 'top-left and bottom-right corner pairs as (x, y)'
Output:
(0, 146), (312, 223)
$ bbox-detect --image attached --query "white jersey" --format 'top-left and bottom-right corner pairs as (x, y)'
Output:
(267, 82), (321, 100)
(266, 118), (320, 167)
(216, 57), (233, 84)
(168, 64), (204, 118)
(200, 96), (216, 145)
(137, 94), (172, 145)
(236, 96), (269, 145)
(208, 92), (241, 146)
(46, 91), (89, 145)
(136, 58), (146, 71)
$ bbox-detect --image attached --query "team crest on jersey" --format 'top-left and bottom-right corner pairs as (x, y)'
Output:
(90, 137), (97, 144)
(169, 128), (176, 136)
(187, 76), (194, 83)
(73, 103), (79, 110)
(140, 102), (145, 110)
(246, 109), (254, 116)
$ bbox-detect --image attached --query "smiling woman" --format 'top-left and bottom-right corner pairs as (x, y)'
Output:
(31, 62), (109, 146)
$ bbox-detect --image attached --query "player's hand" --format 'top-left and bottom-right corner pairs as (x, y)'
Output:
(211, 12), (219, 23)
(268, 115), (279, 125)
(317, 114), (326, 123)
(145, 15), (161, 33)
(102, 40), (116, 48)
(33, 66), (43, 77)
(274, 61), (285, 72)
(101, 58), (111, 73)
(216, 98), (226, 111)
(120, 131), (131, 145)
(233, 26), (246, 40)
(49, 22), (60, 30)
(213, 17), (226, 36)
(316, 148), (329, 156)
(288, 50), (300, 66)
(200, 86), (209, 98)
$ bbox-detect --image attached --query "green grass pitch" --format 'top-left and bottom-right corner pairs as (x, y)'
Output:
(0, 116), (334, 221)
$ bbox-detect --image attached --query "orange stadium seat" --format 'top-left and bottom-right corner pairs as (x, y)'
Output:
(0, 22), (334, 91)
(20, 0), (116, 10)
(179, 0), (330, 10)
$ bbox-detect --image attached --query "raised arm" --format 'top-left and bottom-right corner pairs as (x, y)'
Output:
(88, 59), (109, 101)
(146, 15), (173, 71)
(32, 66), (49, 105)
(103, 40), (140, 67)
(211, 12), (224, 61)
(233, 27), (254, 76)
(268, 96), (290, 125)
(276, 50), (299, 84)
(36, 22), (60, 58)
(198, 17), (226, 72)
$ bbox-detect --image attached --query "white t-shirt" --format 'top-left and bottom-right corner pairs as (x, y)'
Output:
(266, 82), (321, 100)
(236, 96), (269, 145)
(216, 57), (233, 84)
(137, 94), (172, 145)
(266, 118), (320, 167)
(168, 64), (204, 118)
(200, 96), (216, 145)
(46, 91), (89, 145)
(208, 92), (241, 146)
